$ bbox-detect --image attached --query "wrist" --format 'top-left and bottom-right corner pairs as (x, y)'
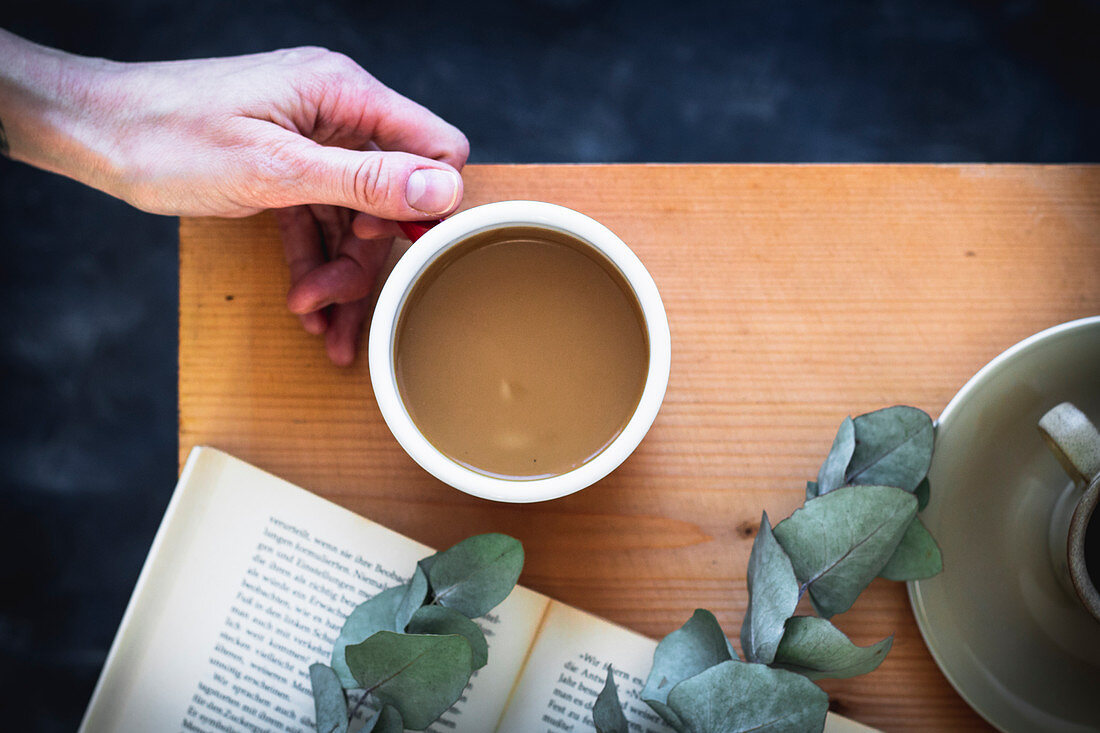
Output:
(0, 29), (125, 190)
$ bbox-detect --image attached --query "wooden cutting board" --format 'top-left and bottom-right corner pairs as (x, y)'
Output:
(180, 164), (1100, 731)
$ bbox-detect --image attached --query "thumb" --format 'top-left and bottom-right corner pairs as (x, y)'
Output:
(288, 142), (463, 219)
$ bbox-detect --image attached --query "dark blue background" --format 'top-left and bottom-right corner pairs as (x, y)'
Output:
(1, 1), (1097, 728)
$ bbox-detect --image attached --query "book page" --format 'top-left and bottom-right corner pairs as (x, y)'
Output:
(495, 602), (878, 733)
(495, 602), (674, 733)
(80, 447), (549, 733)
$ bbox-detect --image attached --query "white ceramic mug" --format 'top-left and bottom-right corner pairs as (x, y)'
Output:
(368, 201), (671, 503)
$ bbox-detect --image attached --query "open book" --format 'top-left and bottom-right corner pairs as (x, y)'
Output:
(81, 447), (875, 733)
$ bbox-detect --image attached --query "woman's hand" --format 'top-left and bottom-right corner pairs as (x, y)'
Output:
(0, 31), (469, 364)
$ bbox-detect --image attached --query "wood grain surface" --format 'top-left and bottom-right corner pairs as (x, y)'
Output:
(180, 164), (1100, 731)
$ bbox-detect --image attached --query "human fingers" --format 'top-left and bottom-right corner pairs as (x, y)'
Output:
(285, 231), (393, 315)
(361, 92), (469, 171)
(351, 212), (402, 240)
(270, 129), (463, 219)
(275, 205), (328, 335)
(308, 204), (348, 255)
(292, 50), (469, 170)
(324, 296), (373, 367)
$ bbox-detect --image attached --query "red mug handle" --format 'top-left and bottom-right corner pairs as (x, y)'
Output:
(398, 219), (443, 243)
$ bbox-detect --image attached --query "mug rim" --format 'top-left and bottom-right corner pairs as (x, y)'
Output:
(368, 200), (672, 503)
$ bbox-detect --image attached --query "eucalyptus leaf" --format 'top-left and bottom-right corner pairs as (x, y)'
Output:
(331, 584), (405, 688)
(309, 663), (348, 733)
(594, 665), (629, 733)
(430, 533), (524, 618)
(407, 605), (489, 669)
(773, 484), (917, 617)
(845, 406), (933, 492)
(878, 517), (942, 581)
(645, 699), (687, 733)
(644, 699), (686, 733)
(364, 705), (403, 733)
(817, 416), (855, 495)
(665, 660), (828, 733)
(345, 632), (472, 731)
(642, 609), (735, 709)
(418, 553), (439, 593)
(773, 616), (892, 680)
(805, 481), (819, 500)
(914, 477), (931, 512)
(740, 512), (799, 664)
(396, 564), (429, 631)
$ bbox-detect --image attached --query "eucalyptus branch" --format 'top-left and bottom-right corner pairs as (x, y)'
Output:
(596, 406), (943, 733)
(310, 534), (523, 733)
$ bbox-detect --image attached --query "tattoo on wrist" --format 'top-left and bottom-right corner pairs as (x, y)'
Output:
(0, 116), (8, 158)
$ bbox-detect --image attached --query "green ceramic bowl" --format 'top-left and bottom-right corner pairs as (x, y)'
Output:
(910, 316), (1100, 732)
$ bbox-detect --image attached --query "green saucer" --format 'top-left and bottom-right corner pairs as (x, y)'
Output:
(910, 316), (1100, 732)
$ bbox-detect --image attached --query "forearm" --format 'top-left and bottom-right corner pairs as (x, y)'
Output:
(0, 29), (123, 190)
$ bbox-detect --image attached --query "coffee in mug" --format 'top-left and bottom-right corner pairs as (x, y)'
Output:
(394, 226), (648, 479)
